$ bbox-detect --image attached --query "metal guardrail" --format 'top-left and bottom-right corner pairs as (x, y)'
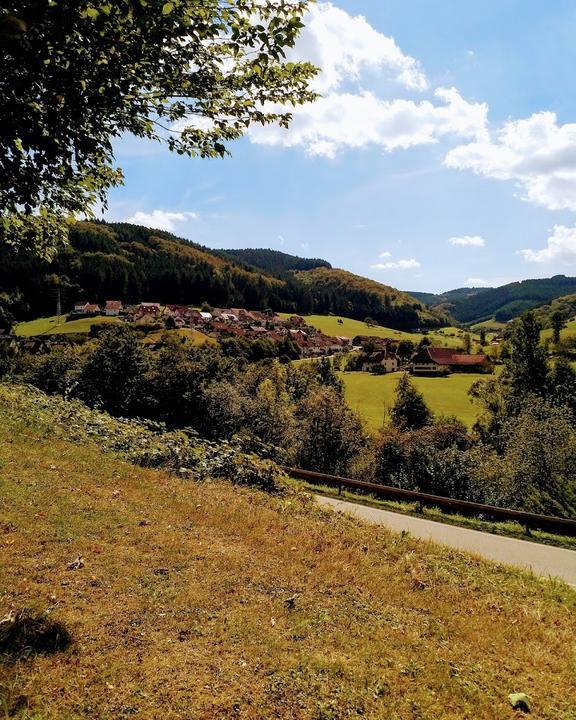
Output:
(281, 466), (576, 536)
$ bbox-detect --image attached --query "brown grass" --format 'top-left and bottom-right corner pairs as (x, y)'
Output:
(0, 415), (575, 719)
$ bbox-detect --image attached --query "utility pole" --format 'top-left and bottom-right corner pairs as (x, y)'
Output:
(56, 287), (61, 325)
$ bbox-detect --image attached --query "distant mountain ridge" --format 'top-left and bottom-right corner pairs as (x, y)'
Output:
(408, 276), (576, 323)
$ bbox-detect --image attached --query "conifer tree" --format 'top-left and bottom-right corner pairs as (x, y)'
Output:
(390, 372), (432, 430)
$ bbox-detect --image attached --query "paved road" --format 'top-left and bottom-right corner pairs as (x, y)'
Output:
(316, 495), (576, 587)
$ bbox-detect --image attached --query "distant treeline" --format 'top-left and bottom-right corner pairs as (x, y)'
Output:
(0, 221), (447, 330)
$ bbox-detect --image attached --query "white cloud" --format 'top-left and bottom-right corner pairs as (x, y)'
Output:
(249, 87), (488, 158)
(242, 2), (488, 158)
(126, 210), (198, 232)
(292, 2), (428, 93)
(379, 251), (392, 258)
(372, 258), (421, 270)
(446, 111), (576, 211)
(465, 277), (491, 287)
(449, 234), (485, 247)
(521, 224), (576, 264)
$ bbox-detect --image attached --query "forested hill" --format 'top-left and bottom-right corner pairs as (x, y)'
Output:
(215, 248), (331, 278)
(296, 267), (452, 328)
(0, 221), (448, 329)
(409, 287), (492, 308)
(410, 276), (576, 323)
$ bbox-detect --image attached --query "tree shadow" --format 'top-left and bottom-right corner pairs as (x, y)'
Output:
(0, 609), (71, 662)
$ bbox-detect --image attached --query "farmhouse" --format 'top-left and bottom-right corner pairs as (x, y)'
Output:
(73, 301), (101, 315)
(104, 300), (122, 316)
(361, 349), (399, 373)
(411, 347), (491, 374)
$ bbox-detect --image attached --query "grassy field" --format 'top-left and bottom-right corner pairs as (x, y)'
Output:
(283, 314), (474, 348)
(541, 317), (576, 342)
(15, 314), (121, 336)
(469, 319), (507, 332)
(341, 371), (489, 429)
(1, 396), (575, 719)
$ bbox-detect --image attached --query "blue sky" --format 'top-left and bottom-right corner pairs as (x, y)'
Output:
(106, 1), (576, 293)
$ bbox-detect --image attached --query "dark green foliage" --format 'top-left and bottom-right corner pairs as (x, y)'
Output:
(294, 267), (450, 329)
(372, 423), (474, 499)
(78, 324), (148, 415)
(549, 356), (576, 416)
(390, 373), (433, 430)
(550, 309), (565, 344)
(316, 357), (344, 394)
(504, 312), (548, 397)
(397, 340), (415, 359)
(295, 386), (366, 476)
(16, 343), (83, 396)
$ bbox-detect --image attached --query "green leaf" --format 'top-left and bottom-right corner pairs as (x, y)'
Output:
(508, 693), (532, 713)
(162, 2), (174, 15)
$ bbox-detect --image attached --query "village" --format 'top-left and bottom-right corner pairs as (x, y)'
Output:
(68, 300), (492, 373)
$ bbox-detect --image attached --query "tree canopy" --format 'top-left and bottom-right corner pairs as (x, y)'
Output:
(0, 0), (317, 256)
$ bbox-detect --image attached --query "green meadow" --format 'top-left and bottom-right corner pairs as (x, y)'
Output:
(288, 313), (474, 348)
(541, 317), (576, 342)
(340, 370), (489, 430)
(15, 314), (121, 336)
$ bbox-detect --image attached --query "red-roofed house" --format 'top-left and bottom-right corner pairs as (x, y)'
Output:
(361, 349), (399, 373)
(104, 300), (122, 316)
(411, 347), (491, 374)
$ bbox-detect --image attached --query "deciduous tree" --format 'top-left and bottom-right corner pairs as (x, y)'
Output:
(1, 1), (317, 256)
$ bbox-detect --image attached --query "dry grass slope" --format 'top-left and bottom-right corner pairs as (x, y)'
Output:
(0, 411), (575, 719)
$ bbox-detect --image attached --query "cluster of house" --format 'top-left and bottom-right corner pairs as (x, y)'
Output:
(73, 301), (352, 357)
(356, 337), (491, 375)
(55, 303), (489, 371)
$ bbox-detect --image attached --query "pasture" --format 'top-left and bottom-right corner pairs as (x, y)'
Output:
(286, 313), (475, 348)
(541, 317), (576, 342)
(15, 314), (121, 336)
(340, 370), (489, 430)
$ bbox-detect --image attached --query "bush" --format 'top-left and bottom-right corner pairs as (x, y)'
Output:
(0, 384), (290, 494)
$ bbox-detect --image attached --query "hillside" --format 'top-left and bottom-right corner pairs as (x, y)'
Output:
(296, 268), (451, 329)
(413, 276), (576, 323)
(1, 386), (575, 719)
(534, 293), (576, 327)
(0, 221), (448, 330)
(215, 248), (331, 278)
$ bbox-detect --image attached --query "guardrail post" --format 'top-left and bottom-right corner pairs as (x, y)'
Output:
(338, 483), (342, 496)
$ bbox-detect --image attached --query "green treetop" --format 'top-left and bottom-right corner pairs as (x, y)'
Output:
(504, 312), (548, 397)
(0, 1), (318, 257)
(390, 372), (433, 431)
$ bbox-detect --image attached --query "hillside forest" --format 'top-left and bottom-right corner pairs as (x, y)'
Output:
(0, 221), (449, 331)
